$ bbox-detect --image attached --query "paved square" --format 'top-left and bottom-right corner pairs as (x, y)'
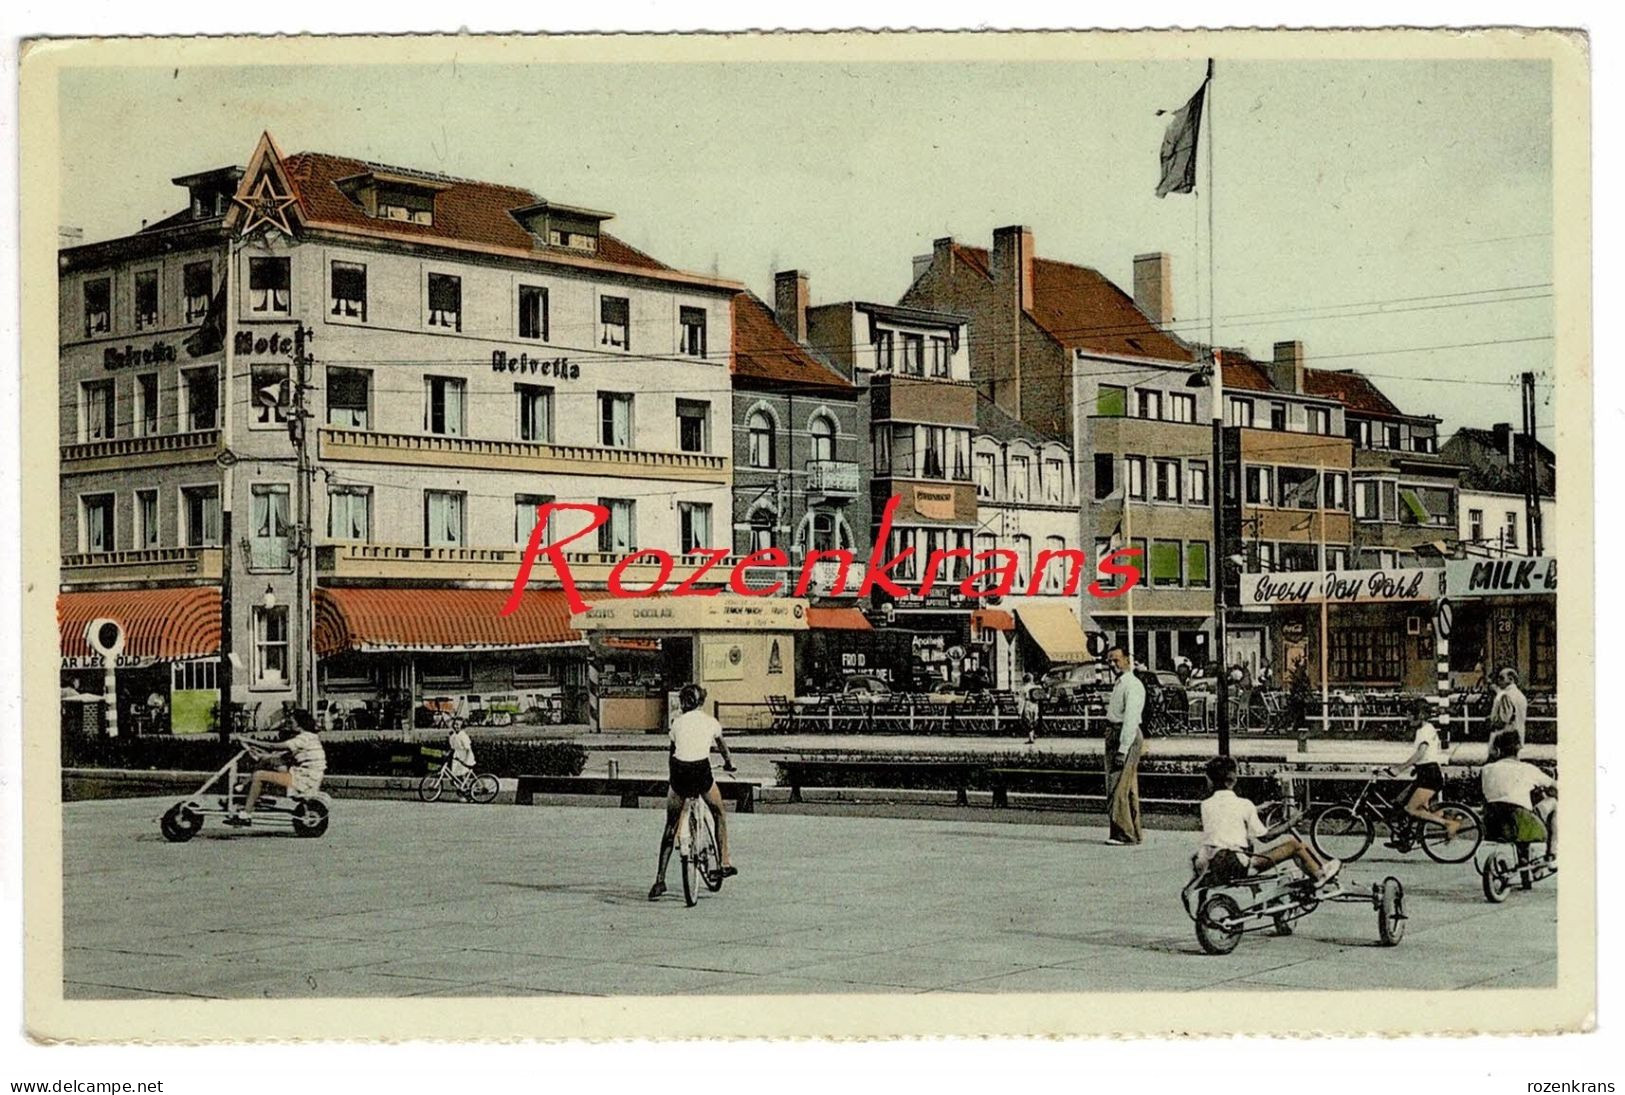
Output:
(63, 797), (1557, 998)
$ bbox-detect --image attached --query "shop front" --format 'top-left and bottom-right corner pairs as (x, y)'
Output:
(1238, 567), (1445, 689)
(314, 587), (588, 729)
(1442, 556), (1558, 693)
(58, 587), (223, 735)
(1009, 599), (1092, 680)
(571, 595), (809, 732)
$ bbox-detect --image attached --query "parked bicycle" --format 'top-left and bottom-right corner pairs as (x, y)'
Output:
(1309, 770), (1482, 864)
(417, 755), (499, 804)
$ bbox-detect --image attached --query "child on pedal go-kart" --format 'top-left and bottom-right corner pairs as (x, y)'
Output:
(1194, 755), (1341, 888)
(1481, 728), (1557, 857)
(224, 708), (328, 825)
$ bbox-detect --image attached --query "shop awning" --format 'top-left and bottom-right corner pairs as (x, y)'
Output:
(805, 607), (872, 631)
(59, 588), (221, 660)
(315, 588), (583, 655)
(972, 608), (1014, 632)
(1014, 602), (1091, 664)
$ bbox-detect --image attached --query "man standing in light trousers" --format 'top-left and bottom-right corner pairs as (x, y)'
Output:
(1104, 646), (1146, 846)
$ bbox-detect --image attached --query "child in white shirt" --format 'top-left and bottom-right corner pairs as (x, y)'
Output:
(1195, 755), (1340, 887)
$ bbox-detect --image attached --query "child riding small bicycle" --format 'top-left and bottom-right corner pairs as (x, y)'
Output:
(649, 683), (738, 901)
(1194, 755), (1341, 888)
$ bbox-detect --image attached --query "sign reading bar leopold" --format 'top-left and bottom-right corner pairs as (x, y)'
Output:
(1240, 568), (1443, 606)
(1445, 556), (1557, 599)
(572, 595), (810, 632)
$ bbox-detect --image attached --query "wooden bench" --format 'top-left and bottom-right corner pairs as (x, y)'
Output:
(513, 775), (758, 812)
(776, 759), (977, 806)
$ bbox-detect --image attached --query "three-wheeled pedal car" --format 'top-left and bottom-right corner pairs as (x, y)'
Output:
(1181, 859), (1407, 955)
(158, 738), (331, 842)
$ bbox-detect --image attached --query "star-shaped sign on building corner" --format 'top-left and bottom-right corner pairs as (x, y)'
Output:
(233, 174), (299, 237)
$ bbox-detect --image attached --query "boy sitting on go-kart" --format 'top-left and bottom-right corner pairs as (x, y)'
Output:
(225, 708), (327, 825)
(1194, 756), (1341, 888)
(1480, 728), (1557, 858)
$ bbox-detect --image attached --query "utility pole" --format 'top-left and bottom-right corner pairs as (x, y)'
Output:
(1522, 371), (1544, 556)
(1210, 351), (1230, 757)
(291, 324), (316, 711)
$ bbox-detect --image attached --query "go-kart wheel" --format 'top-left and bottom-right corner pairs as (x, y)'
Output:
(1196, 894), (1244, 955)
(292, 798), (330, 838)
(1270, 913), (1295, 936)
(1482, 849), (1514, 903)
(160, 803), (203, 843)
(1377, 877), (1406, 945)
(469, 773), (500, 805)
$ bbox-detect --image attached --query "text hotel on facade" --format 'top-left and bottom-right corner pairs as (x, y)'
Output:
(58, 133), (743, 729)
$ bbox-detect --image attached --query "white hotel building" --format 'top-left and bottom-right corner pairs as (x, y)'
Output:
(58, 134), (740, 730)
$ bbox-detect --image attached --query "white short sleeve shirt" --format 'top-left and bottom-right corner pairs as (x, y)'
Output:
(670, 709), (723, 763)
(1197, 789), (1268, 864)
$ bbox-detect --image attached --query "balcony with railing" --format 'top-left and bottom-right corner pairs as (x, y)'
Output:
(61, 429), (222, 473)
(318, 428), (730, 483)
(805, 459), (861, 498)
(61, 546), (224, 585)
(315, 542), (747, 586)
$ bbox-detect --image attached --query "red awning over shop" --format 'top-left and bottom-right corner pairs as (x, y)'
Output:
(805, 607), (872, 631)
(315, 588), (582, 655)
(59, 588), (222, 660)
(972, 608), (1015, 632)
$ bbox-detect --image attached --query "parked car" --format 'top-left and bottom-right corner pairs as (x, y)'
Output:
(839, 675), (893, 703)
(1037, 663), (1113, 704)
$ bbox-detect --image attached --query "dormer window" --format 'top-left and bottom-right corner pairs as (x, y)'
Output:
(335, 170), (448, 227)
(378, 187), (434, 225)
(548, 229), (598, 253)
(511, 199), (613, 256)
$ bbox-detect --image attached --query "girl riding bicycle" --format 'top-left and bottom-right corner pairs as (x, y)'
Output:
(649, 683), (738, 901)
(1382, 700), (1461, 841)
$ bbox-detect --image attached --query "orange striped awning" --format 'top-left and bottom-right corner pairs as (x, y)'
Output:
(804, 607), (872, 631)
(972, 608), (1015, 633)
(58, 588), (222, 660)
(315, 588), (583, 655)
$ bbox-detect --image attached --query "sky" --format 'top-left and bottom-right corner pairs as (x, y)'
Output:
(57, 57), (1555, 436)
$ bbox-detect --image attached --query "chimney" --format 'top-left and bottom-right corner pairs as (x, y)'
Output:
(773, 269), (810, 344)
(1491, 422), (1515, 463)
(1270, 340), (1306, 395)
(1133, 252), (1174, 327)
(991, 225), (1035, 312)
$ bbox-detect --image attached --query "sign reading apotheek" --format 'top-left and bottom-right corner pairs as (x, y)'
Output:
(1445, 556), (1557, 599)
(1240, 568), (1443, 606)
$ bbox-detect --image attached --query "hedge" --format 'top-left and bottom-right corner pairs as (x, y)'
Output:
(62, 735), (588, 779)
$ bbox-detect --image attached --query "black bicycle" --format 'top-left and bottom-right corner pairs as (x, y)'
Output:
(1309, 769), (1483, 864)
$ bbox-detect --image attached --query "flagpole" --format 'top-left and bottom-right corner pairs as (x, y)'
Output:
(1318, 461), (1329, 737)
(1125, 464), (1135, 663)
(1205, 59), (1229, 756)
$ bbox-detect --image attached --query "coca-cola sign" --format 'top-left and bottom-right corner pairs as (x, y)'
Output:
(1240, 568), (1443, 605)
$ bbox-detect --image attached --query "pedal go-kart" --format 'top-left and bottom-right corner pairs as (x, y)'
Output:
(158, 738), (332, 842)
(1181, 856), (1407, 955)
(1478, 802), (1557, 903)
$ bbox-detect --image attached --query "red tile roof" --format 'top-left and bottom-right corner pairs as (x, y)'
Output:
(1304, 368), (1407, 417)
(1215, 351), (1281, 393)
(951, 245), (1193, 361)
(315, 588), (581, 656)
(281, 152), (672, 273)
(731, 291), (855, 390)
(59, 588), (221, 660)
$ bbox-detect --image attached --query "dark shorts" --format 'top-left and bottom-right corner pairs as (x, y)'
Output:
(1413, 762), (1445, 793)
(669, 757), (715, 799)
(1201, 849), (1253, 886)
(1485, 801), (1548, 844)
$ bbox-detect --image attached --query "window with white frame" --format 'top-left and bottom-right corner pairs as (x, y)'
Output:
(1227, 398), (1254, 428)
(872, 330), (895, 372)
(809, 415), (836, 462)
(1125, 455), (1146, 501)
(1044, 458), (1066, 503)
(1468, 508), (1484, 542)
(378, 187), (434, 224)
(1383, 422), (1403, 450)
(250, 483), (292, 569)
(1325, 547), (1350, 570)
(135, 489), (159, 549)
(1167, 393), (1196, 423)
(251, 365), (291, 427)
(749, 411), (776, 468)
(750, 511), (775, 553)
(519, 285), (549, 340)
(517, 384), (553, 443)
(1350, 419), (1372, 448)
(80, 380), (115, 442)
(183, 367), (218, 431)
(951, 429), (972, 481)
(81, 494), (114, 554)
(1269, 402), (1287, 431)
(598, 498), (635, 553)
(326, 368), (370, 429)
(678, 400), (710, 454)
(679, 502), (712, 554)
(599, 392), (633, 448)
(599, 295), (630, 349)
(974, 452), (997, 499)
(1009, 455), (1031, 501)
(424, 490), (466, 548)
(253, 606), (290, 687)
(1136, 389), (1162, 420)
(515, 493), (553, 545)
(330, 260), (367, 320)
(928, 336), (951, 377)
(1013, 535), (1033, 590)
(83, 277), (111, 337)
(425, 376), (465, 436)
(181, 485), (220, 547)
(811, 511), (840, 552)
(1189, 460), (1210, 505)
(900, 333), (925, 375)
(183, 262), (212, 323)
(1307, 406), (1331, 435)
(921, 426), (947, 479)
(1355, 480), (1381, 521)
(134, 270), (159, 330)
(249, 257), (290, 314)
(1149, 539), (1183, 588)
(1041, 535), (1067, 592)
(135, 373), (159, 437)
(327, 486), (371, 541)
(1153, 458), (1182, 503)
(679, 307), (707, 358)
(887, 528), (920, 581)
(1323, 471), (1349, 511)
(427, 273), (461, 330)
(1504, 512), (1519, 549)
(1244, 465), (1275, 506)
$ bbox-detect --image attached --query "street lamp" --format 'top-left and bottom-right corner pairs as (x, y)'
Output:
(262, 583), (277, 611)
(1186, 350), (1231, 757)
